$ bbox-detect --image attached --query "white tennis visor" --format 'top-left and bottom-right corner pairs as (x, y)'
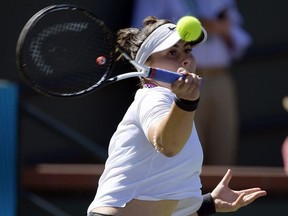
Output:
(135, 23), (207, 67)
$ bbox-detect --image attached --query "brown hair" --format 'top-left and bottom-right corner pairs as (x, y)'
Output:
(117, 16), (171, 60)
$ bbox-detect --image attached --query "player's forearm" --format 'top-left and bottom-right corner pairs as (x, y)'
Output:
(151, 103), (195, 157)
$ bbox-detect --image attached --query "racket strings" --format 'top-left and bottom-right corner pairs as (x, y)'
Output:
(29, 22), (90, 73)
(20, 7), (114, 96)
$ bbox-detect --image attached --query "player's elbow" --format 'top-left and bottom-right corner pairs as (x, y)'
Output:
(161, 149), (181, 157)
(160, 141), (185, 157)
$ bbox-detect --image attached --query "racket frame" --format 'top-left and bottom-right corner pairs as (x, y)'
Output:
(16, 4), (182, 97)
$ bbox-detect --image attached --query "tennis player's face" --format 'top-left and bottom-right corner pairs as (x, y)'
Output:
(148, 40), (196, 74)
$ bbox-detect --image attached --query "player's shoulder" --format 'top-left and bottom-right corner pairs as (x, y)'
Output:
(135, 86), (172, 99)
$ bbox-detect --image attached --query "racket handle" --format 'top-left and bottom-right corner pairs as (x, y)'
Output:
(149, 68), (183, 83)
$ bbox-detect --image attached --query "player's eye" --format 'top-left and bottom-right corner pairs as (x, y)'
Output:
(168, 49), (177, 56)
(185, 48), (192, 53)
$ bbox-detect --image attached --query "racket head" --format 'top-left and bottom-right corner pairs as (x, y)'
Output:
(16, 4), (115, 97)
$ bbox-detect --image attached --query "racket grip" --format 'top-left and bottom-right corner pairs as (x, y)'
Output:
(149, 68), (183, 83)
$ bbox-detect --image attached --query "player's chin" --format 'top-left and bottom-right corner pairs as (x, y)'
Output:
(158, 81), (171, 89)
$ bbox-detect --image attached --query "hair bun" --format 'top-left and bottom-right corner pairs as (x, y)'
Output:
(142, 16), (159, 27)
(117, 28), (139, 50)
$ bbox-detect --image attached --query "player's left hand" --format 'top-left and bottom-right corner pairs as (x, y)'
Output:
(211, 169), (267, 212)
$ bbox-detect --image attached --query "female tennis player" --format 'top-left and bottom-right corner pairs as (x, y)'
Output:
(87, 16), (266, 216)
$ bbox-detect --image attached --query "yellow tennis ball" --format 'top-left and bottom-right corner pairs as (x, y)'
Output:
(176, 16), (202, 42)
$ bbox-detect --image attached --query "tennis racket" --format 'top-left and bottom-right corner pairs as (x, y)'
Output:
(16, 4), (182, 97)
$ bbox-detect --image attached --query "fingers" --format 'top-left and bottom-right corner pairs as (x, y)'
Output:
(219, 169), (232, 186)
(232, 193), (246, 210)
(232, 189), (267, 211)
(172, 68), (202, 100)
(236, 187), (265, 194)
(177, 71), (201, 86)
(178, 74), (202, 91)
(213, 169), (267, 213)
(243, 191), (267, 203)
(177, 67), (202, 85)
